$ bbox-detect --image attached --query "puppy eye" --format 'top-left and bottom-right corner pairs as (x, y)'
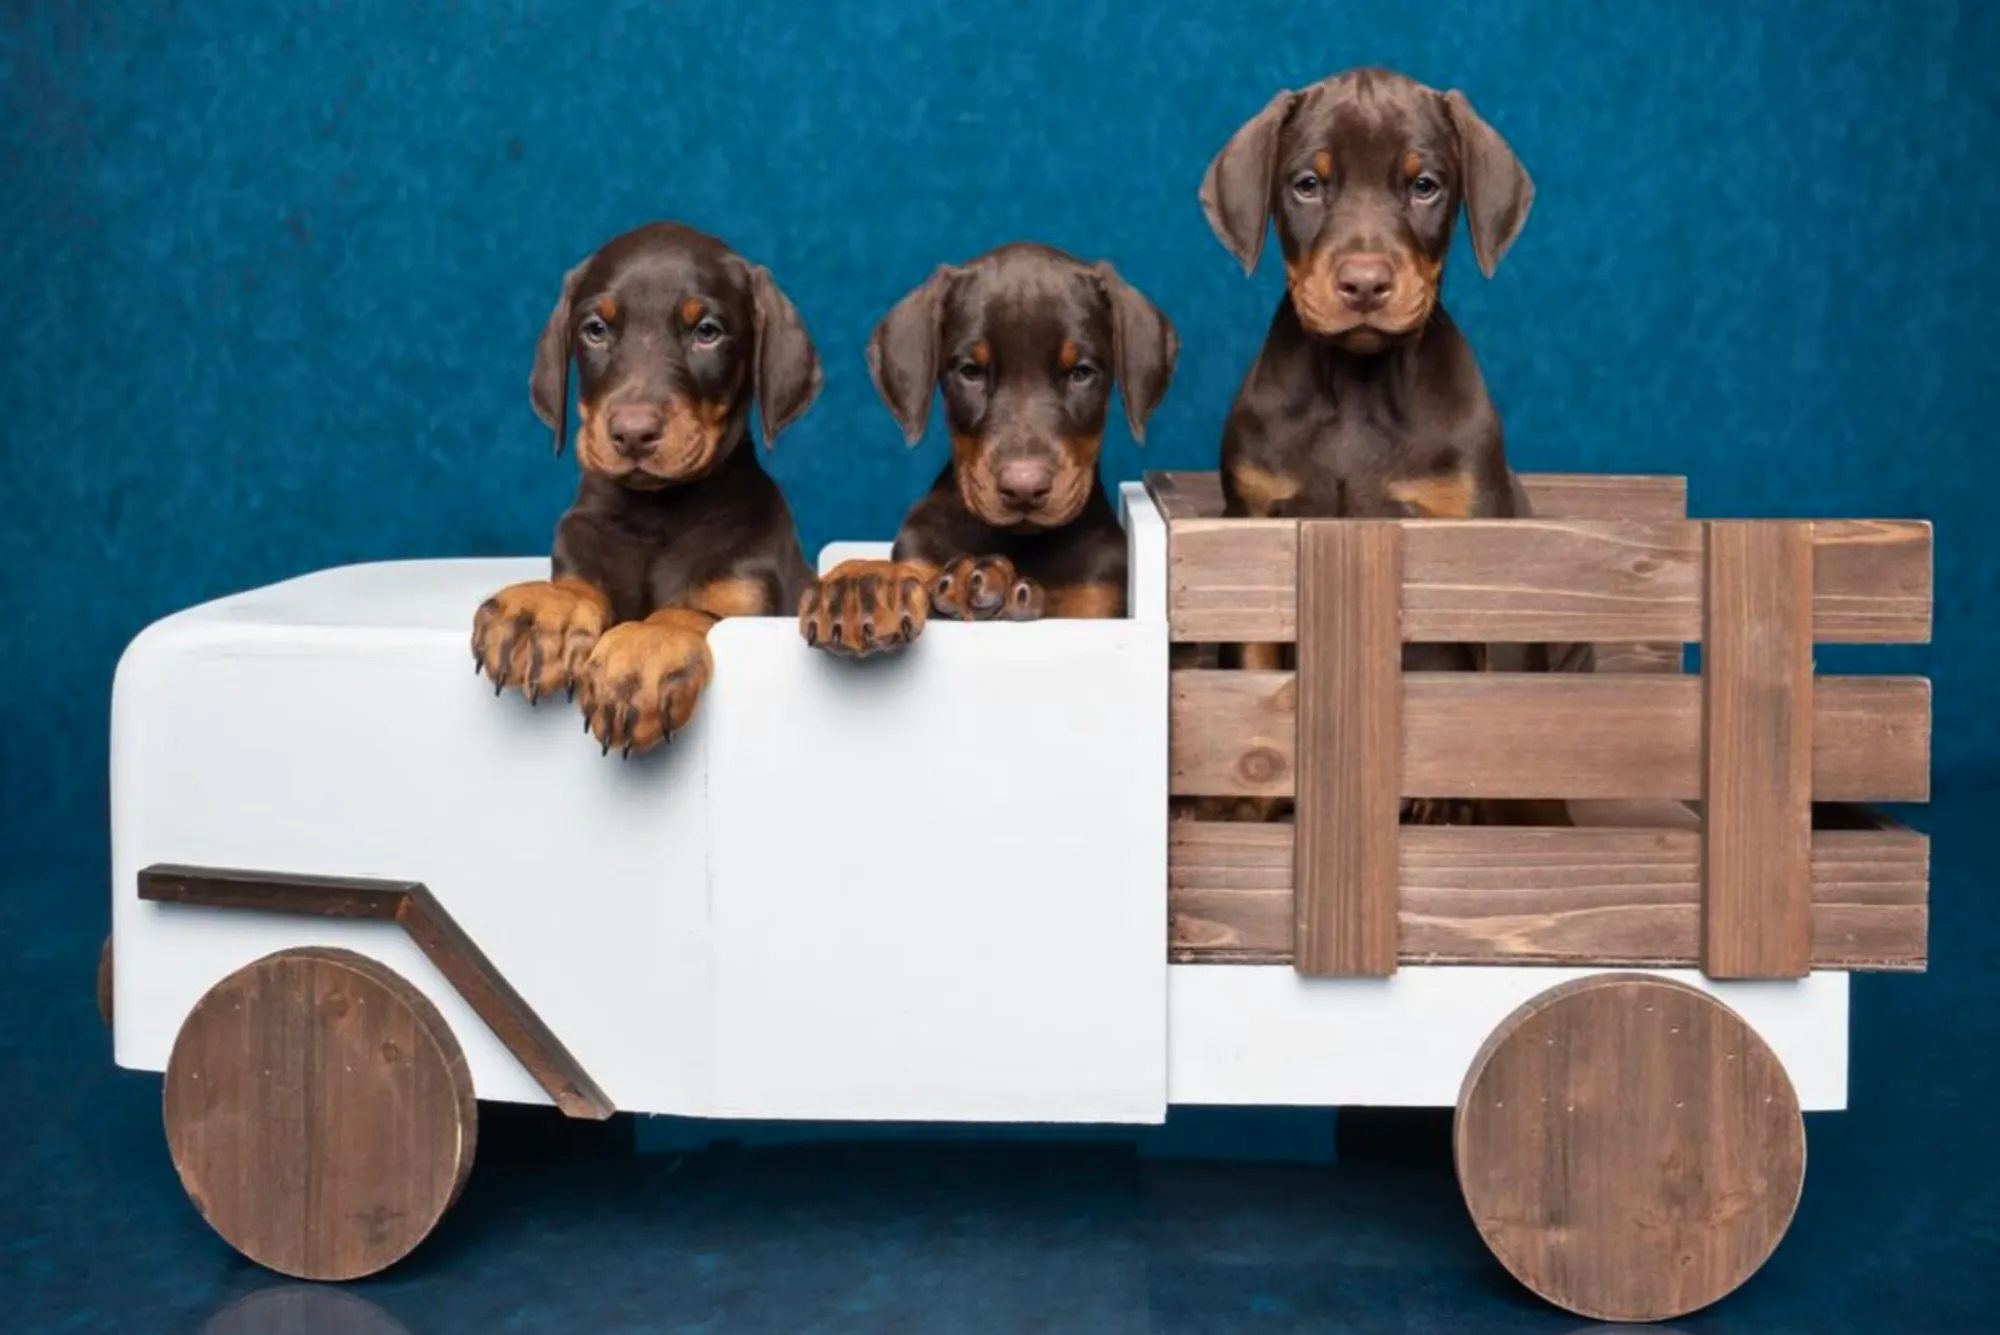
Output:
(578, 315), (611, 345)
(692, 317), (726, 347)
(954, 360), (986, 384)
(1291, 173), (1322, 201)
(1066, 363), (1099, 387)
(1411, 174), (1442, 202)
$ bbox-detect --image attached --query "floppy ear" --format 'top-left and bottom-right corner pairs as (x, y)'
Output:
(529, 257), (590, 457)
(747, 264), (823, 449)
(1095, 264), (1179, 445)
(1199, 89), (1297, 275)
(1443, 89), (1534, 279)
(865, 265), (955, 446)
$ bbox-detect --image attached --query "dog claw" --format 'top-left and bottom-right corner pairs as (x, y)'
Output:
(566, 683), (577, 704)
(493, 678), (504, 697)
(601, 736), (611, 757)
(622, 744), (633, 760)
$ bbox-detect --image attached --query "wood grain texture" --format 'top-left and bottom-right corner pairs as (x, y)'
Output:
(1168, 671), (1929, 804)
(1454, 974), (1805, 1323)
(163, 947), (477, 1281)
(1292, 521), (1401, 976)
(1166, 817), (1928, 970)
(139, 864), (614, 1120)
(1144, 470), (1691, 522)
(97, 934), (113, 1028)
(1812, 519), (1935, 643)
(1702, 524), (1814, 979)
(1159, 515), (1932, 646)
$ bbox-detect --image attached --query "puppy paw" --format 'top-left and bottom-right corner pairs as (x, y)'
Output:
(472, 579), (608, 704)
(930, 555), (1043, 622)
(801, 561), (931, 658)
(577, 617), (712, 757)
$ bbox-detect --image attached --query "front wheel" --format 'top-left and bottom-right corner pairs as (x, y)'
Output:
(163, 946), (478, 1280)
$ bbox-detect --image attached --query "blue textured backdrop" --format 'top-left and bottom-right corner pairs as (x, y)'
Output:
(1, 0), (1994, 875)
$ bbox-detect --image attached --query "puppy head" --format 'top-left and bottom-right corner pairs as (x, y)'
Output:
(866, 243), (1178, 531)
(528, 222), (821, 487)
(1200, 68), (1532, 352)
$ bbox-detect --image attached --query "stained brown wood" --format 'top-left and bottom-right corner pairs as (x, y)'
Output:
(1589, 641), (1684, 674)
(1702, 523), (1815, 979)
(139, 864), (615, 1120)
(1168, 670), (1930, 804)
(1402, 519), (1701, 644)
(163, 947), (478, 1281)
(1292, 521), (1402, 976)
(97, 934), (114, 1028)
(1812, 519), (1936, 643)
(1167, 817), (1928, 969)
(1144, 470), (1691, 522)
(1160, 515), (1932, 645)
(1454, 975), (1805, 1322)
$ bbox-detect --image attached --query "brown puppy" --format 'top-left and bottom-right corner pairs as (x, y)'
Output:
(1201, 67), (1587, 822)
(800, 243), (1178, 656)
(472, 222), (822, 755)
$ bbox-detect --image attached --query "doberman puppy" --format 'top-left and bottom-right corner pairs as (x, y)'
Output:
(1199, 67), (1588, 822)
(472, 222), (822, 755)
(799, 243), (1178, 655)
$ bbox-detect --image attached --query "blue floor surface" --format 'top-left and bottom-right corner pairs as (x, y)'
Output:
(3, 776), (1994, 1334)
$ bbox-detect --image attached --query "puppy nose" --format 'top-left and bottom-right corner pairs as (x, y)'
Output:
(996, 459), (1055, 509)
(606, 404), (666, 459)
(1335, 256), (1395, 313)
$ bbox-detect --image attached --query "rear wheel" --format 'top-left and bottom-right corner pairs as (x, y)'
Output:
(163, 946), (477, 1280)
(1454, 973), (1805, 1323)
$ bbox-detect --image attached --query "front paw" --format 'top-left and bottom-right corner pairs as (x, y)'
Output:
(577, 619), (711, 757)
(472, 579), (607, 704)
(800, 561), (931, 658)
(930, 555), (1043, 622)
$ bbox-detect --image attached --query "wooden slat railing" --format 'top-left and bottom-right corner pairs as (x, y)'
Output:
(1147, 470), (1933, 982)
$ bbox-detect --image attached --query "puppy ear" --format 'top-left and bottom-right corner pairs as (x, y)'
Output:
(1095, 264), (1179, 445)
(1444, 89), (1534, 279)
(865, 265), (954, 447)
(529, 257), (590, 457)
(747, 264), (823, 449)
(1199, 89), (1296, 275)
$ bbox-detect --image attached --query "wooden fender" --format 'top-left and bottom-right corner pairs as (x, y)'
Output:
(163, 947), (478, 1281)
(1454, 973), (1805, 1324)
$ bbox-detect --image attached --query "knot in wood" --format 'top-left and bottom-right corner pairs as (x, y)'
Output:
(1238, 746), (1286, 786)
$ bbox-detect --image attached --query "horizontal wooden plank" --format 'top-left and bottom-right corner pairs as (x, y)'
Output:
(1169, 671), (1930, 804)
(1594, 642), (1685, 674)
(1145, 470), (1691, 522)
(1812, 520), (1935, 643)
(1164, 517), (1932, 645)
(1167, 819), (1927, 970)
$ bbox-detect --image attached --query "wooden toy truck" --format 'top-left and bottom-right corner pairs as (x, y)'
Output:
(104, 473), (1932, 1325)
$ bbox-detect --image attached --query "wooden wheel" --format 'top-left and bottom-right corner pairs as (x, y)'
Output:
(164, 947), (478, 1281)
(1454, 973), (1804, 1324)
(97, 934), (114, 1028)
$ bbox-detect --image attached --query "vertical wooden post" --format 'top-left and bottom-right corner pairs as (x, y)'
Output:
(1701, 521), (1814, 979)
(1294, 520), (1403, 976)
